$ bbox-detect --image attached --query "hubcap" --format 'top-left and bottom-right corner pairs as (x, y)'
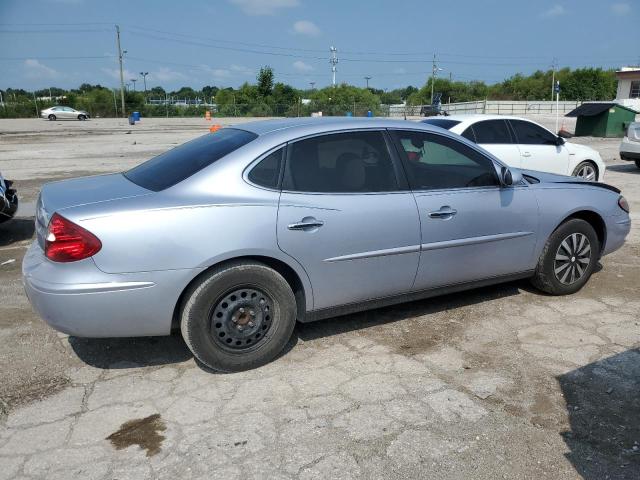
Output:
(554, 233), (591, 285)
(210, 288), (273, 350)
(576, 164), (596, 181)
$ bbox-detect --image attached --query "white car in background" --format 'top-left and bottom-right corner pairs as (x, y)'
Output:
(40, 106), (90, 121)
(620, 121), (640, 169)
(422, 115), (605, 181)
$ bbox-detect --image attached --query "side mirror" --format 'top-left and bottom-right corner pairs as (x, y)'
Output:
(555, 136), (565, 146)
(500, 166), (522, 187)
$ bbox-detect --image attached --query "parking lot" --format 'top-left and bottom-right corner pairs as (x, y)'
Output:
(0, 116), (639, 479)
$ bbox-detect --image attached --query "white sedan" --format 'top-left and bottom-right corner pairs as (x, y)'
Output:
(422, 115), (605, 181)
(40, 106), (90, 121)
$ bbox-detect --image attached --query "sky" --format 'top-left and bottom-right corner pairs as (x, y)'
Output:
(0, 0), (638, 92)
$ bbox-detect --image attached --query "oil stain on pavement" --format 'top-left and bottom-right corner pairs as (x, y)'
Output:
(106, 413), (166, 457)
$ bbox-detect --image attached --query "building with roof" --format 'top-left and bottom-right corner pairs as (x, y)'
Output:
(615, 67), (640, 111)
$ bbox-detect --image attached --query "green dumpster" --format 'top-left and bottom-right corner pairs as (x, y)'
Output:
(566, 102), (639, 138)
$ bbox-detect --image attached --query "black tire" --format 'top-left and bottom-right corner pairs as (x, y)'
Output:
(48, 114), (56, 121)
(571, 161), (598, 181)
(531, 218), (600, 295)
(635, 160), (640, 169)
(78, 114), (86, 121)
(180, 260), (297, 372)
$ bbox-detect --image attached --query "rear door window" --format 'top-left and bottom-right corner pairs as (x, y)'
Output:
(125, 128), (257, 191)
(283, 131), (399, 193)
(471, 120), (513, 144)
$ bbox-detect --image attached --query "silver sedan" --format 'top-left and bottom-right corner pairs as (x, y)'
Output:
(23, 118), (631, 371)
(40, 106), (90, 121)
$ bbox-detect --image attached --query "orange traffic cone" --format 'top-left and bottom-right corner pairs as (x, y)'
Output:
(209, 124), (221, 133)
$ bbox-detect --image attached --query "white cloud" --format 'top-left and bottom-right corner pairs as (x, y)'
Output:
(24, 59), (59, 79)
(229, 0), (298, 15)
(101, 67), (136, 81)
(611, 2), (631, 15)
(151, 67), (187, 82)
(230, 64), (254, 75)
(393, 67), (406, 74)
(199, 64), (255, 80)
(541, 4), (566, 17)
(292, 20), (320, 36)
(292, 60), (314, 72)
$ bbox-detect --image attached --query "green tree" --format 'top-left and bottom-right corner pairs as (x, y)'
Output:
(257, 66), (274, 97)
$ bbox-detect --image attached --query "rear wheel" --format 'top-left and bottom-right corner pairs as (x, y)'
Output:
(572, 161), (598, 181)
(531, 219), (599, 295)
(180, 260), (297, 372)
(48, 114), (56, 121)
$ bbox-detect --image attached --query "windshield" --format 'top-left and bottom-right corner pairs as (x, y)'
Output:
(420, 119), (461, 130)
(124, 128), (257, 191)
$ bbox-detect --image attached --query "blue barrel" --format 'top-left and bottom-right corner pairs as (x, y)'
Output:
(366, 110), (373, 117)
(132, 111), (141, 121)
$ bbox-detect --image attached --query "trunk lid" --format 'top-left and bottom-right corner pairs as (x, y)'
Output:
(35, 173), (150, 249)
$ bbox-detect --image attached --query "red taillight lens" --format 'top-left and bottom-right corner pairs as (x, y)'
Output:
(618, 196), (630, 213)
(45, 213), (102, 262)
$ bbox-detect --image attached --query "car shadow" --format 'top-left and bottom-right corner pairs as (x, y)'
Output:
(606, 164), (640, 175)
(68, 281), (524, 372)
(68, 334), (193, 369)
(0, 217), (35, 247)
(557, 348), (640, 479)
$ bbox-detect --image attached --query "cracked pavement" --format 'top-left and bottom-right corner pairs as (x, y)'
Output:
(0, 117), (639, 479)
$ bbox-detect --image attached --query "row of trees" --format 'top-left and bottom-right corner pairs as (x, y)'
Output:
(0, 66), (619, 119)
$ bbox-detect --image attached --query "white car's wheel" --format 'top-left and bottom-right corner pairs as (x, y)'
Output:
(572, 161), (598, 181)
(48, 114), (56, 121)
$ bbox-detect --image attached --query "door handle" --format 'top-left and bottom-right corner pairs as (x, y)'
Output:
(287, 219), (324, 230)
(428, 207), (457, 219)
(522, 151), (531, 157)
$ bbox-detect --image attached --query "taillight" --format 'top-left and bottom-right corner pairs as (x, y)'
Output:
(618, 195), (630, 213)
(45, 213), (102, 262)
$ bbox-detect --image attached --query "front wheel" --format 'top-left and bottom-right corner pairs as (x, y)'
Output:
(531, 219), (599, 295)
(180, 261), (297, 372)
(635, 160), (640, 169)
(78, 114), (87, 121)
(48, 114), (56, 121)
(572, 161), (598, 181)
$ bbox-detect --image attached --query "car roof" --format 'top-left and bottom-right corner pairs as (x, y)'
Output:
(235, 117), (441, 137)
(439, 114), (532, 123)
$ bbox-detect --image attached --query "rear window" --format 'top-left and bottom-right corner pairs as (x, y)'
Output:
(125, 128), (257, 191)
(420, 119), (461, 130)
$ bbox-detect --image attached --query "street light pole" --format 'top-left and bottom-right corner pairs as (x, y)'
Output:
(130, 79), (137, 92)
(115, 25), (126, 117)
(364, 76), (371, 89)
(139, 72), (148, 93)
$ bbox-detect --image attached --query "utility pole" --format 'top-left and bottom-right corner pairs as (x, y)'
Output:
(430, 54), (442, 104)
(364, 76), (372, 89)
(139, 72), (148, 93)
(550, 58), (558, 101)
(112, 88), (118, 117)
(115, 25), (126, 117)
(330, 46), (338, 87)
(130, 78), (137, 92)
